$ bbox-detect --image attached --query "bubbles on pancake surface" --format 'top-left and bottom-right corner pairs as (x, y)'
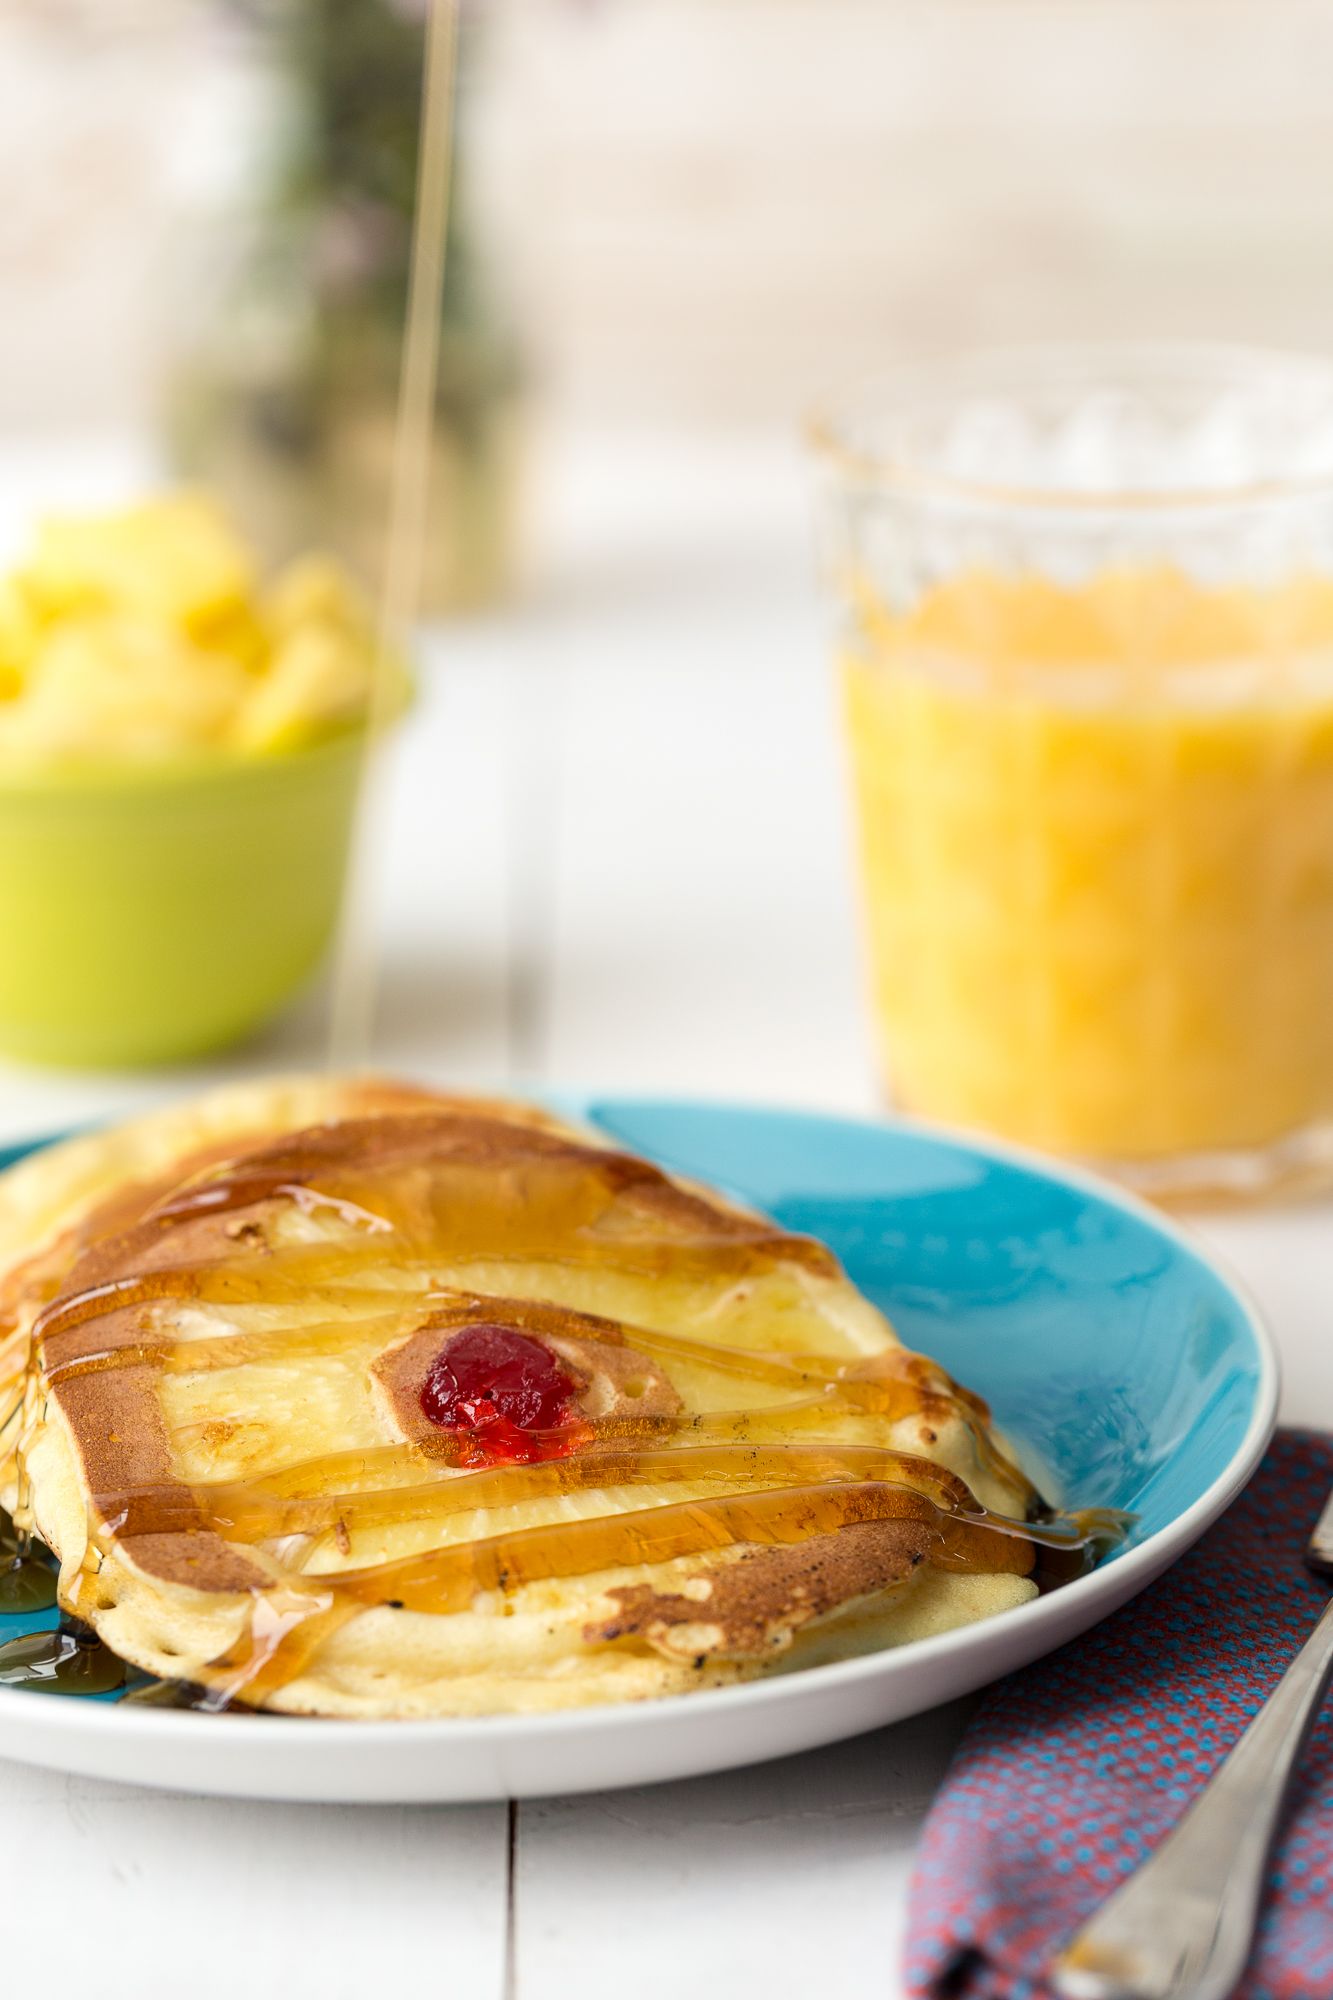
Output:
(419, 1323), (592, 1467)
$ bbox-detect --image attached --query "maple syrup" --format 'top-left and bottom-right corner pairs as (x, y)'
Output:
(0, 1602), (124, 1696)
(0, 1503), (57, 1613)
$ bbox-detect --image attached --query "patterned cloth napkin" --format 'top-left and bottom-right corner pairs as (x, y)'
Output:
(905, 1429), (1333, 2000)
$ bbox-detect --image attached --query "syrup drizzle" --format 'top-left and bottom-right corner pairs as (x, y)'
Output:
(3, 1114), (1126, 1712)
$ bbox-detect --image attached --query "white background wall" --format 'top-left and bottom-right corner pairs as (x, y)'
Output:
(3, 0), (1333, 438)
(486, 0), (1333, 428)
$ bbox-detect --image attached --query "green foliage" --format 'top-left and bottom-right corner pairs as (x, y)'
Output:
(240, 0), (505, 360)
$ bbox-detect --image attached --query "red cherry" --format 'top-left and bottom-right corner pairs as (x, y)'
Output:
(419, 1323), (588, 1466)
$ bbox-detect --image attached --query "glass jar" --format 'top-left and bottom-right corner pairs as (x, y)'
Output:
(812, 344), (1333, 1199)
(163, 0), (524, 614)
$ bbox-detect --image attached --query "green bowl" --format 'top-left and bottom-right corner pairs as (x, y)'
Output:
(0, 731), (366, 1067)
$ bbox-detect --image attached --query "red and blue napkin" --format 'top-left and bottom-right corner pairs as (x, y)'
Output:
(905, 1429), (1333, 2000)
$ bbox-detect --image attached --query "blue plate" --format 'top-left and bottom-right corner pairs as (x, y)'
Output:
(561, 1099), (1277, 1551)
(0, 1098), (1278, 1801)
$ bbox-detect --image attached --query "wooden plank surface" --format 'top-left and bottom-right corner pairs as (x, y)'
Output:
(512, 1707), (970, 2000)
(1, 1761), (511, 2000)
(0, 431), (1329, 1999)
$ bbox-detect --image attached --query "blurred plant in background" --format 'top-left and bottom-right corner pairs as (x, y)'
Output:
(166, 0), (523, 612)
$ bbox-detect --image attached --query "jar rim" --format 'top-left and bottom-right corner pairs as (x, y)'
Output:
(808, 341), (1333, 517)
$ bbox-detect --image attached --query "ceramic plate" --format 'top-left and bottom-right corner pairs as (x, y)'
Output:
(0, 1098), (1277, 1802)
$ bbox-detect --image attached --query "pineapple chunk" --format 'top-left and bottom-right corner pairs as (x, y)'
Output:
(22, 494), (255, 635)
(0, 615), (250, 761)
(262, 553), (374, 645)
(0, 493), (383, 766)
(234, 624), (379, 753)
(0, 578), (41, 698)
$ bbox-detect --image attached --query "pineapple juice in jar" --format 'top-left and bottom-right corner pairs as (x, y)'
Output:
(818, 348), (1333, 1193)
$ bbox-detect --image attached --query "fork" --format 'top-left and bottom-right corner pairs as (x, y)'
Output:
(1051, 1485), (1333, 2000)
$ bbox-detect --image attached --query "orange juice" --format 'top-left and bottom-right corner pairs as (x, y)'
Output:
(842, 567), (1333, 1160)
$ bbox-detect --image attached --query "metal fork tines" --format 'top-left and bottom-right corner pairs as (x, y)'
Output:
(1051, 1484), (1333, 2000)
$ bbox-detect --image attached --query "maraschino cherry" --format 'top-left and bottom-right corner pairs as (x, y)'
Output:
(420, 1323), (590, 1466)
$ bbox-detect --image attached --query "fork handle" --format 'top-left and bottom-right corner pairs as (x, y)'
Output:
(1052, 1592), (1333, 2000)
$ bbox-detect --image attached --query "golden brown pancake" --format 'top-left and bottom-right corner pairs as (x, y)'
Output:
(0, 1078), (1102, 1717)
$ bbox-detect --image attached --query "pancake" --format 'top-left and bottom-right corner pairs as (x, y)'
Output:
(0, 1079), (1105, 1717)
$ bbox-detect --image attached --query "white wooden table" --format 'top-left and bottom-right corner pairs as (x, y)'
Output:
(0, 432), (1328, 1998)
